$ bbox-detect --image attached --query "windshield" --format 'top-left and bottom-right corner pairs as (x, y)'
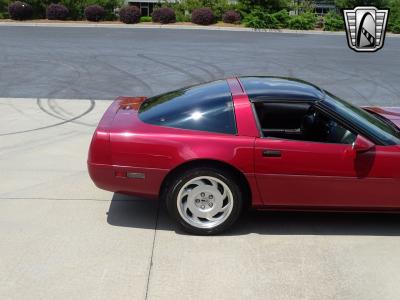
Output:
(322, 92), (400, 145)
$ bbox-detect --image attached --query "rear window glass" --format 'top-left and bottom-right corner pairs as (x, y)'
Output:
(138, 80), (236, 134)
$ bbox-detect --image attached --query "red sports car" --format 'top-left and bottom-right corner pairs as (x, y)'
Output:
(88, 77), (400, 235)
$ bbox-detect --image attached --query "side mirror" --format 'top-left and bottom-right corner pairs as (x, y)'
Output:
(345, 135), (374, 158)
(352, 135), (375, 153)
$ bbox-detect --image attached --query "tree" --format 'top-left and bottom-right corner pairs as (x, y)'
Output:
(0, 0), (9, 18)
(238, 0), (292, 13)
(388, 0), (400, 30)
(334, 0), (389, 9)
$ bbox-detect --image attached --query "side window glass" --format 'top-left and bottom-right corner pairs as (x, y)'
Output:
(254, 102), (356, 144)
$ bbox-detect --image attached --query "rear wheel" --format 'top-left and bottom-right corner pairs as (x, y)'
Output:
(166, 167), (243, 235)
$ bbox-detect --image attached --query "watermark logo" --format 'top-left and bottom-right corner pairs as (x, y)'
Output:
(343, 6), (389, 52)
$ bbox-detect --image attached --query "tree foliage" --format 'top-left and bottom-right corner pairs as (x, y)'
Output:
(0, 0), (9, 18)
(388, 0), (400, 31)
(0, 0), (121, 20)
(334, 0), (389, 9)
(238, 0), (291, 13)
(160, 0), (236, 20)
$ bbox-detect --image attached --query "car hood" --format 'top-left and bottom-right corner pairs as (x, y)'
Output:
(363, 106), (400, 128)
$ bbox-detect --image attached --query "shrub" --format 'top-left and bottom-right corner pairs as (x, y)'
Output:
(388, 0), (400, 32)
(243, 8), (279, 29)
(152, 7), (176, 24)
(86, 0), (121, 21)
(119, 5), (140, 24)
(84, 4), (105, 22)
(208, 0), (234, 20)
(288, 13), (316, 30)
(8, 1), (33, 20)
(191, 7), (215, 25)
(57, 0), (120, 21)
(140, 16), (152, 22)
(11, 0), (45, 19)
(392, 23), (400, 34)
(315, 16), (324, 29)
(323, 12), (344, 31)
(272, 9), (289, 28)
(1, 0), (9, 18)
(46, 3), (69, 20)
(176, 11), (191, 22)
(237, 0), (291, 13)
(222, 10), (241, 24)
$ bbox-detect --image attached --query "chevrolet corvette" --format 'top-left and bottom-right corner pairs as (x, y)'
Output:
(88, 77), (400, 234)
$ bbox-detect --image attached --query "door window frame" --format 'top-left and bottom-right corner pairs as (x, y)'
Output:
(251, 98), (360, 145)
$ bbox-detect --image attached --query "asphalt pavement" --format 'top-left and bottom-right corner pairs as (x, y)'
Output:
(0, 26), (399, 104)
(1, 27), (400, 300)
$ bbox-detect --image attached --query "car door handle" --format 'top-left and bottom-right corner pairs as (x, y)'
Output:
(262, 149), (282, 157)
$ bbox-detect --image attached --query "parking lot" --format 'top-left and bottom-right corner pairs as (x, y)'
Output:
(1, 27), (400, 300)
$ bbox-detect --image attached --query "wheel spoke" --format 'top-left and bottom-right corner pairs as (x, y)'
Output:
(210, 179), (218, 189)
(190, 179), (208, 188)
(181, 188), (192, 199)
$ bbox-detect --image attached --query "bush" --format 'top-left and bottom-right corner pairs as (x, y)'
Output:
(57, 0), (120, 21)
(222, 10), (241, 24)
(152, 7), (176, 24)
(191, 7), (215, 25)
(176, 11), (191, 22)
(237, 0), (291, 14)
(46, 3), (69, 20)
(323, 12), (344, 31)
(243, 8), (279, 29)
(392, 23), (400, 34)
(8, 1), (33, 20)
(140, 16), (152, 22)
(1, 0), (9, 18)
(315, 16), (324, 29)
(272, 9), (289, 28)
(119, 5), (140, 24)
(84, 4), (105, 21)
(288, 13), (316, 30)
(388, 0), (400, 32)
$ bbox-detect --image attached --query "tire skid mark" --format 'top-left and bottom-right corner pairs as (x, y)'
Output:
(95, 52), (218, 85)
(0, 99), (95, 136)
(92, 55), (154, 95)
(0, 102), (29, 116)
(46, 99), (96, 127)
(137, 53), (206, 83)
(313, 62), (400, 100)
(156, 55), (222, 81)
(349, 87), (373, 105)
(0, 131), (81, 155)
(164, 53), (227, 78)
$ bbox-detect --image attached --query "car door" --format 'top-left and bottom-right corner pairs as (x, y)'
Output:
(252, 95), (400, 210)
(255, 134), (400, 209)
(255, 136), (400, 208)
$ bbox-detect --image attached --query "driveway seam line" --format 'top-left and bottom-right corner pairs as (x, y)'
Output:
(144, 200), (160, 300)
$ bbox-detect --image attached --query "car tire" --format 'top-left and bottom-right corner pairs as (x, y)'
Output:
(165, 167), (243, 235)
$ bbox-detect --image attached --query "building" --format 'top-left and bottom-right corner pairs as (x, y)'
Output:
(293, 0), (337, 15)
(125, 0), (336, 17)
(125, 0), (238, 16)
(126, 0), (164, 16)
(313, 0), (337, 15)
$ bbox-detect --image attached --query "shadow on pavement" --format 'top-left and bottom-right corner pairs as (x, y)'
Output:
(107, 193), (400, 236)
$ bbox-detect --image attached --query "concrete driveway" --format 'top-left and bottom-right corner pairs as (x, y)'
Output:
(1, 98), (400, 300)
(1, 27), (400, 300)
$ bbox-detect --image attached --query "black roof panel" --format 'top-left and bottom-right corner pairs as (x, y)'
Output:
(239, 76), (325, 102)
